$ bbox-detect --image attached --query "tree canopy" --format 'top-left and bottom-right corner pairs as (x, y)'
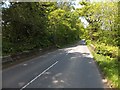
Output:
(2, 1), (118, 55)
(1, 1), (119, 88)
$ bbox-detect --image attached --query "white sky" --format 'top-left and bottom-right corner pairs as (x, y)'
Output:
(72, 0), (89, 28)
(2, 0), (10, 8)
(79, 17), (89, 28)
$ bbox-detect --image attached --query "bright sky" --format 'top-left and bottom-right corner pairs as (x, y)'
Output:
(2, 0), (10, 8)
(80, 17), (89, 28)
(73, 0), (83, 9)
(72, 0), (89, 28)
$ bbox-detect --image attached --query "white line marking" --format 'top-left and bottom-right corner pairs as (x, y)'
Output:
(20, 61), (58, 90)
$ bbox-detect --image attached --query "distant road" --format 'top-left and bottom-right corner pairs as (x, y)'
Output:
(3, 41), (104, 89)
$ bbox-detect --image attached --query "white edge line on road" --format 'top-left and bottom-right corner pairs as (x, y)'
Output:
(20, 61), (58, 90)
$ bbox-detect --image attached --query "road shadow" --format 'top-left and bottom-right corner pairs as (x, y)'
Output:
(25, 47), (104, 88)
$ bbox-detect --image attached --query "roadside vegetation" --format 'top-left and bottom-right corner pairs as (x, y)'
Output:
(83, 1), (119, 88)
(2, 2), (84, 56)
(2, 0), (119, 88)
(88, 41), (119, 88)
(84, 1), (119, 88)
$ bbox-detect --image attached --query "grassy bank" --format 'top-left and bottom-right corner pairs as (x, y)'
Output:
(87, 41), (119, 88)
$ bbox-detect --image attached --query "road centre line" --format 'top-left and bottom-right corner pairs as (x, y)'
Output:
(20, 61), (58, 90)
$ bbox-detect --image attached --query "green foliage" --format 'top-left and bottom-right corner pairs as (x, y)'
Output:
(93, 53), (118, 88)
(94, 43), (118, 58)
(89, 43), (119, 88)
(48, 8), (83, 46)
(2, 1), (119, 88)
(2, 2), (54, 55)
(78, 1), (118, 46)
(2, 2), (83, 56)
(86, 40), (91, 45)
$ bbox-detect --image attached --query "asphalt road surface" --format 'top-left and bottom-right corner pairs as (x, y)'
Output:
(3, 41), (104, 89)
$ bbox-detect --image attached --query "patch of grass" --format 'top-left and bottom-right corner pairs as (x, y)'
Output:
(94, 53), (118, 87)
(88, 44), (119, 88)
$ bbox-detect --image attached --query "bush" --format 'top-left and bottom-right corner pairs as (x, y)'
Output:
(94, 43), (118, 58)
(86, 40), (91, 45)
(90, 48), (118, 88)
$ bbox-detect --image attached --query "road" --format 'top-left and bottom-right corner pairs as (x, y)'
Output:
(2, 41), (104, 89)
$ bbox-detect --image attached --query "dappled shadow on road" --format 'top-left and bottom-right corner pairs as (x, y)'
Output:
(3, 41), (104, 88)
(26, 44), (104, 88)
(49, 45), (103, 88)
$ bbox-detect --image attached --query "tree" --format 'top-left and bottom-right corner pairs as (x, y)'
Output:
(77, 1), (118, 46)
(2, 2), (84, 55)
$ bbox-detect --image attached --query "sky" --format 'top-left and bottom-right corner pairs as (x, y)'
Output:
(72, 0), (89, 28)
(2, 0), (10, 8)
(73, 0), (83, 9)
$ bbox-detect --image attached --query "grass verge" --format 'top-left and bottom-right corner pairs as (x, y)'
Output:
(88, 44), (119, 88)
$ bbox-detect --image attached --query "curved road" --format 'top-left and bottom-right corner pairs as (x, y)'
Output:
(3, 41), (104, 89)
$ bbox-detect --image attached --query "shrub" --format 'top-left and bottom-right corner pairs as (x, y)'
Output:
(94, 43), (118, 58)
